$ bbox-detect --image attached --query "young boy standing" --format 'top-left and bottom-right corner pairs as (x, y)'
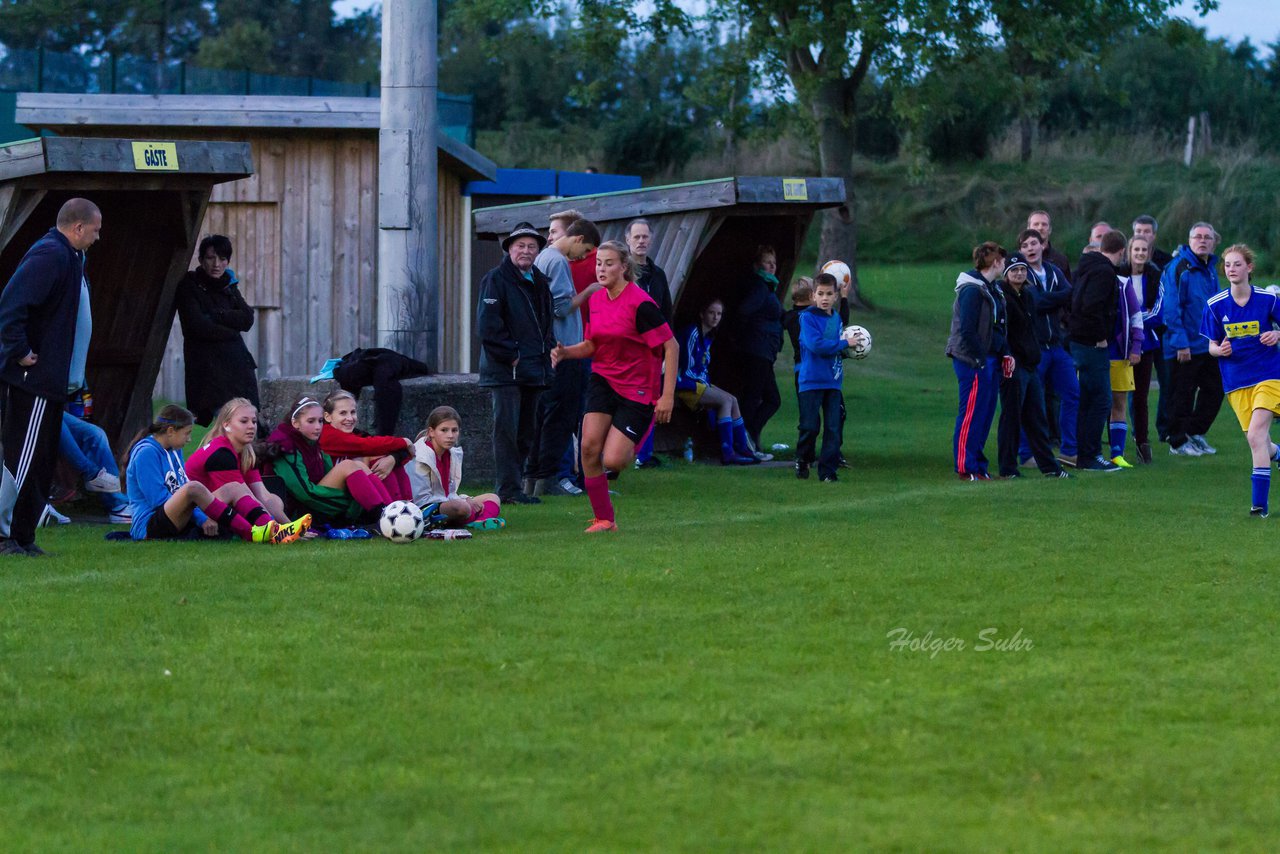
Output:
(796, 273), (850, 481)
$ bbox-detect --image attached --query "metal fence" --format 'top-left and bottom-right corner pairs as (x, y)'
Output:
(0, 43), (475, 145)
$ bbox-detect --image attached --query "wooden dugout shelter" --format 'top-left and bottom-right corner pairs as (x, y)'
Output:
(16, 93), (498, 399)
(0, 134), (252, 451)
(472, 176), (847, 331)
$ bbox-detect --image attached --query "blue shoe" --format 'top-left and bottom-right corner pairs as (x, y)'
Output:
(349, 527), (373, 539)
(325, 528), (353, 540)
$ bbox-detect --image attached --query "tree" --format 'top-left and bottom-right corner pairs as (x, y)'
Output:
(711, 0), (987, 305)
(196, 0), (379, 81)
(990, 0), (1217, 163)
(0, 0), (209, 61)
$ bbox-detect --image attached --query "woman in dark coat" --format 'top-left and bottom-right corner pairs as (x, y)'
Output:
(727, 244), (784, 457)
(177, 234), (259, 425)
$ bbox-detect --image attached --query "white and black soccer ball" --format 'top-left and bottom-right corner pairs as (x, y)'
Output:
(379, 500), (425, 543)
(842, 324), (873, 360)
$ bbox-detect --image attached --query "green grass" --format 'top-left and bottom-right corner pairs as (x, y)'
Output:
(3, 263), (1278, 850)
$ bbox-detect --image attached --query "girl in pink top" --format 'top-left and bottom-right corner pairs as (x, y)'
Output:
(551, 241), (677, 533)
(185, 397), (311, 540)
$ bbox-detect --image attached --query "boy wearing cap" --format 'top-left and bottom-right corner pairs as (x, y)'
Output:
(477, 222), (557, 504)
(998, 254), (1069, 478)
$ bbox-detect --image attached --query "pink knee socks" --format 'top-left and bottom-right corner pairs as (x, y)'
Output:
(584, 474), (614, 523)
(347, 469), (394, 510)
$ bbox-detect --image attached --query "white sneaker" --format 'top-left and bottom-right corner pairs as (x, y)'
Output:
(108, 511), (132, 525)
(752, 451), (774, 462)
(84, 468), (121, 493)
(1169, 441), (1203, 457)
(557, 478), (584, 496)
(1190, 435), (1217, 455)
(39, 504), (71, 526)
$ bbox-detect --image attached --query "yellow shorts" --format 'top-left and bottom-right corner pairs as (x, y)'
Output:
(1227, 380), (1280, 430)
(677, 382), (707, 411)
(1109, 360), (1135, 392)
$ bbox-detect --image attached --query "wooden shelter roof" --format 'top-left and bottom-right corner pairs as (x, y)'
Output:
(0, 134), (253, 453)
(472, 175), (846, 326)
(16, 92), (497, 182)
(472, 176), (845, 238)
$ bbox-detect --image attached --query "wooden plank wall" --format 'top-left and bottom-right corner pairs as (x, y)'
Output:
(438, 166), (467, 373)
(151, 129), (472, 403)
(153, 132), (382, 401)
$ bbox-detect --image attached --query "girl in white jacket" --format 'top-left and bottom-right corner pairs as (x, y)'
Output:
(410, 406), (504, 528)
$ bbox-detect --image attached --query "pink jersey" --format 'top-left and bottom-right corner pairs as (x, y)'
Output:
(185, 434), (263, 490)
(586, 282), (673, 404)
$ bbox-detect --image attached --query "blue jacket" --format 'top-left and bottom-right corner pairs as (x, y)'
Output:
(676, 322), (713, 391)
(1024, 261), (1072, 348)
(798, 306), (848, 392)
(126, 436), (207, 540)
(945, 270), (1007, 368)
(0, 228), (86, 399)
(1160, 245), (1221, 358)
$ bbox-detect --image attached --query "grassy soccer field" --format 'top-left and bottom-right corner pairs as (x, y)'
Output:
(2, 263), (1277, 851)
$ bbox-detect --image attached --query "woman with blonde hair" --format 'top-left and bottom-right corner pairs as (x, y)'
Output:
(185, 397), (311, 539)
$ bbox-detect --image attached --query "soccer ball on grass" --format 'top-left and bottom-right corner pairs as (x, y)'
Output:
(379, 500), (425, 543)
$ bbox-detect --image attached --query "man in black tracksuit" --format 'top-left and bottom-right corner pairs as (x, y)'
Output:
(1068, 230), (1127, 472)
(0, 198), (102, 555)
(477, 222), (556, 504)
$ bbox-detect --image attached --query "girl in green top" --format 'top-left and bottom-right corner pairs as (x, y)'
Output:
(265, 395), (393, 524)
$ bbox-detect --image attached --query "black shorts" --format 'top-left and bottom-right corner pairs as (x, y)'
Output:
(145, 508), (198, 540)
(585, 373), (656, 443)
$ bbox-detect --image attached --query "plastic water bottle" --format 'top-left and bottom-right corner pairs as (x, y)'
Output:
(771, 443), (790, 452)
(683, 438), (695, 463)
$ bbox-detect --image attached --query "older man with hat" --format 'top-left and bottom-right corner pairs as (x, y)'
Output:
(997, 253), (1069, 479)
(477, 222), (556, 504)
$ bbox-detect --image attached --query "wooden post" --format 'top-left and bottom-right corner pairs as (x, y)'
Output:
(377, 0), (439, 368)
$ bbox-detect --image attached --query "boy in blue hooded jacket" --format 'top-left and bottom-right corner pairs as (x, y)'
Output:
(796, 274), (850, 482)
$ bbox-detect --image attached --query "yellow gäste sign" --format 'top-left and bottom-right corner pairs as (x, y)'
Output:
(782, 178), (808, 201)
(131, 142), (179, 171)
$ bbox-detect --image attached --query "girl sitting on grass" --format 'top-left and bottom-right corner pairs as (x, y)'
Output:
(319, 390), (415, 502)
(265, 395), (396, 525)
(411, 405), (504, 528)
(125, 404), (297, 544)
(185, 397), (311, 540)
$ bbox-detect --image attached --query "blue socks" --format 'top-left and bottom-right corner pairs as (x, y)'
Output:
(1253, 467), (1271, 513)
(1109, 421), (1128, 458)
(717, 418), (736, 459)
(731, 418), (753, 456)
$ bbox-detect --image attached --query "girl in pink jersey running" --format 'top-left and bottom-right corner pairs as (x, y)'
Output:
(185, 397), (311, 540)
(551, 241), (677, 533)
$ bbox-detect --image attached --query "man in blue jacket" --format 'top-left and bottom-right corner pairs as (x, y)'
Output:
(1161, 222), (1223, 456)
(0, 198), (101, 556)
(478, 222), (555, 504)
